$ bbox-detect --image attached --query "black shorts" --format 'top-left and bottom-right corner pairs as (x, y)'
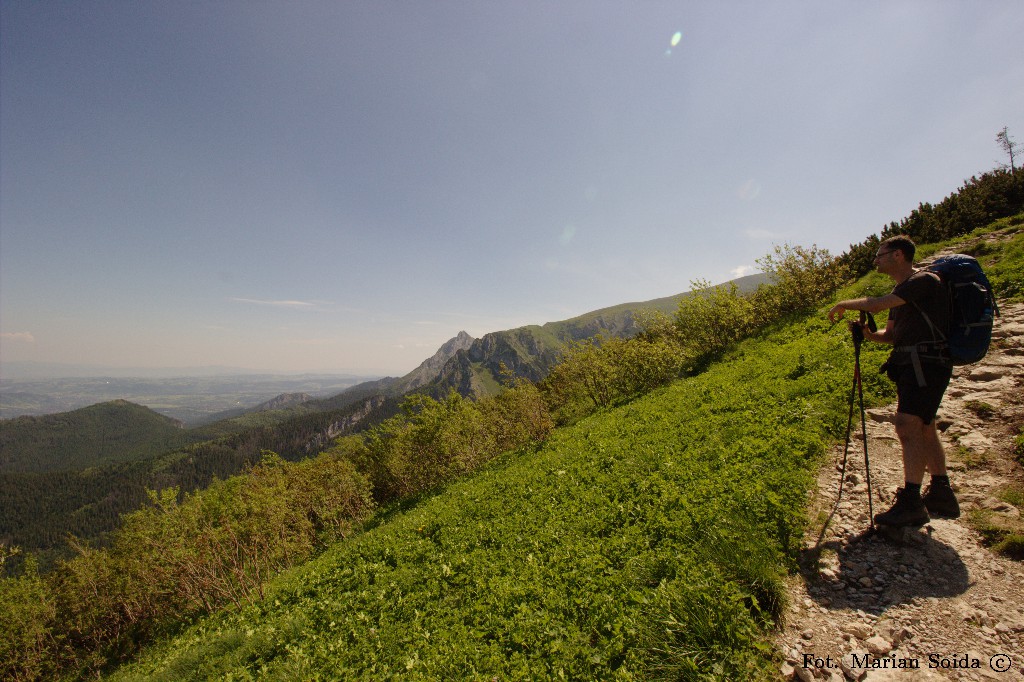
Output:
(886, 361), (953, 424)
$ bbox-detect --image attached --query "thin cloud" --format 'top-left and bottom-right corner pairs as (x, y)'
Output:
(230, 298), (322, 309)
(1, 332), (35, 343)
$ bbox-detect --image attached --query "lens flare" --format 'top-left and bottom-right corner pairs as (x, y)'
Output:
(670, 31), (682, 47)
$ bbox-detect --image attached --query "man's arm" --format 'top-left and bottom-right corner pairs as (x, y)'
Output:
(827, 293), (905, 324)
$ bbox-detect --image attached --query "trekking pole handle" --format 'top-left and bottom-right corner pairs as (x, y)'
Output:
(849, 311), (876, 348)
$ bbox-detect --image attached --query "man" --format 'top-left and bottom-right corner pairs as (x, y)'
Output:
(827, 236), (959, 527)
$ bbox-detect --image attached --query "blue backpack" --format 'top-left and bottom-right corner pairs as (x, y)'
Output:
(915, 254), (999, 366)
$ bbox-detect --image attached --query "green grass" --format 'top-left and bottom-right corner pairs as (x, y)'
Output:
(106, 313), (891, 681)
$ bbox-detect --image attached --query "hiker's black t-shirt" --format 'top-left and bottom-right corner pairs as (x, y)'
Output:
(890, 270), (949, 349)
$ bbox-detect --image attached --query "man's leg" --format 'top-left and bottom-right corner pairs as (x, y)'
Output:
(875, 411), (932, 527)
(894, 411), (933, 485)
(884, 412), (959, 522)
(918, 417), (960, 518)
(919, 419), (947, 476)
(878, 362), (954, 526)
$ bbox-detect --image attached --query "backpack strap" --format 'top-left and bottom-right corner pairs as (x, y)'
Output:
(909, 300), (948, 345)
(893, 344), (950, 387)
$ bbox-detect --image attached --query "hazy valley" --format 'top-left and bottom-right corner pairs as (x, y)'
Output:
(0, 372), (379, 424)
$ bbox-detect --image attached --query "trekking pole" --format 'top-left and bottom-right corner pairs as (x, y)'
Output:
(820, 311), (877, 542)
(853, 312), (876, 532)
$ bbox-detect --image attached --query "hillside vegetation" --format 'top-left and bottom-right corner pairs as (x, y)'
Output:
(1, 169), (1021, 680)
(0, 272), (753, 569)
(0, 401), (199, 473)
(107, 312), (885, 681)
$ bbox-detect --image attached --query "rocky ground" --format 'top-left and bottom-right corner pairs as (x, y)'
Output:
(775, 300), (1024, 681)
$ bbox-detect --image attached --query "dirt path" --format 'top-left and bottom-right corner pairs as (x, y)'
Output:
(775, 300), (1024, 681)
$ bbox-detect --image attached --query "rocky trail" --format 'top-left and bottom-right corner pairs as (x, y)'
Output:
(776, 300), (1024, 681)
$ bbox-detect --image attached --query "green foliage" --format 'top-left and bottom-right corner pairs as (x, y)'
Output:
(641, 575), (775, 681)
(842, 168), (1024, 278)
(964, 400), (997, 419)
(676, 281), (759, 359)
(4, 197), (1022, 680)
(541, 334), (691, 424)
(754, 243), (850, 317)
(540, 244), (846, 423)
(1, 394), (400, 569)
(0, 555), (55, 682)
(981, 216), (1024, 302)
(966, 509), (1024, 561)
(669, 244), (847, 371)
(353, 381), (553, 502)
(0, 451), (375, 679)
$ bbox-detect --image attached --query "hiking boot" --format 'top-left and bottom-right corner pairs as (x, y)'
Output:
(922, 483), (961, 519)
(874, 488), (930, 528)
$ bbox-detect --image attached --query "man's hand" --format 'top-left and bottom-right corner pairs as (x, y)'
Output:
(827, 304), (847, 324)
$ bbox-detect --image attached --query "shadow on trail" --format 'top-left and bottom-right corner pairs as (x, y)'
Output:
(800, 528), (970, 616)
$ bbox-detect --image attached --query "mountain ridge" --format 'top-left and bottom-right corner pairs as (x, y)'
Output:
(421, 272), (769, 398)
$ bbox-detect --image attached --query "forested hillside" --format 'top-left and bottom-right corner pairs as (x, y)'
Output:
(0, 400), (198, 473)
(0, 392), (402, 570)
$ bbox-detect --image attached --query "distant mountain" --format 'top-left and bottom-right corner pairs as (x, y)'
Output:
(203, 331), (476, 428)
(0, 400), (200, 473)
(423, 273), (769, 398)
(254, 392), (314, 411)
(0, 373), (375, 422)
(197, 392), (315, 426)
(389, 331), (476, 394)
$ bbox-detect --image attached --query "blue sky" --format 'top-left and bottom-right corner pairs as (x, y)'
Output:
(2, 1), (1022, 375)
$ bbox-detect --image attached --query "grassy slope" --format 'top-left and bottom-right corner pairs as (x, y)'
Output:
(108, 222), (1021, 681)
(108, 316), (895, 681)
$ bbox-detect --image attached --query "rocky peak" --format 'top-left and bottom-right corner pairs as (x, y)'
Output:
(393, 331), (476, 393)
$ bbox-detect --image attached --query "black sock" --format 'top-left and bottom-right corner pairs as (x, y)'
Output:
(930, 474), (950, 488)
(904, 482), (922, 498)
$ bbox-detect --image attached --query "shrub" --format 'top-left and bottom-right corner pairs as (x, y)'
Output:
(541, 334), (690, 422)
(359, 383), (554, 503)
(753, 243), (849, 318)
(0, 555), (55, 682)
(674, 280), (757, 362)
(1, 451), (376, 679)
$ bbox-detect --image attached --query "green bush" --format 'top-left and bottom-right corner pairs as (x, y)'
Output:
(0, 555), (55, 682)
(753, 243), (849, 318)
(0, 451), (376, 679)
(541, 335), (691, 421)
(352, 380), (554, 503)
